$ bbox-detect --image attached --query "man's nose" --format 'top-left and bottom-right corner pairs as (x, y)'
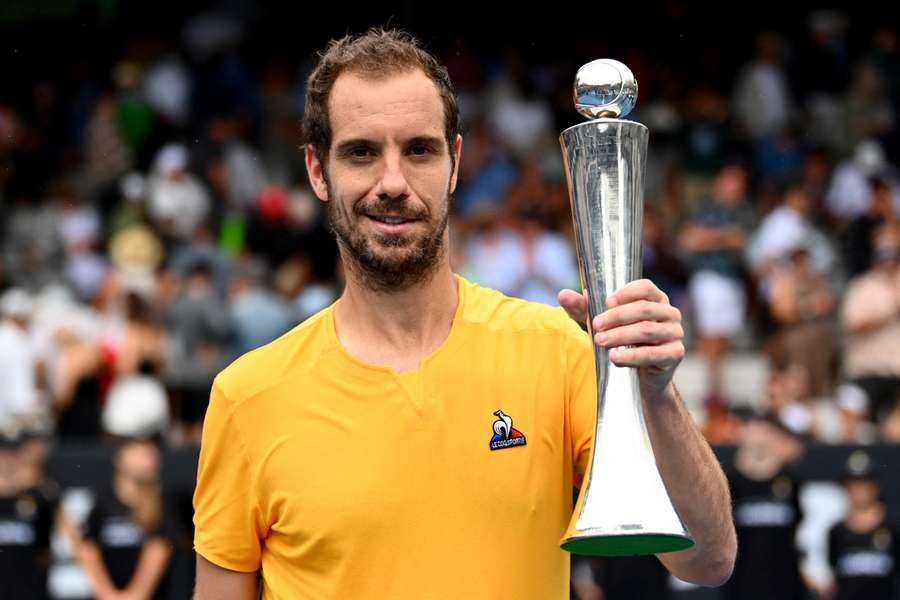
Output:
(375, 151), (410, 200)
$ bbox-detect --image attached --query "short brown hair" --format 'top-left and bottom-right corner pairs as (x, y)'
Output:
(301, 28), (459, 169)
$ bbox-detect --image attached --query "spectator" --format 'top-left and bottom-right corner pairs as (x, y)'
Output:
(0, 430), (57, 600)
(748, 180), (837, 293)
(725, 412), (807, 600)
(507, 208), (578, 306)
(841, 223), (900, 424)
(827, 450), (900, 600)
(733, 33), (793, 141)
(825, 139), (899, 224)
(110, 292), (167, 380)
(0, 289), (42, 429)
(766, 245), (836, 397)
(842, 177), (898, 277)
(229, 259), (291, 354)
(839, 62), (895, 157)
(77, 439), (173, 599)
(165, 261), (232, 442)
(678, 164), (754, 407)
(146, 144), (211, 243)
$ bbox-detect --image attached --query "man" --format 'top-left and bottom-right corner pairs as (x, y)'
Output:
(842, 222), (900, 424)
(677, 164), (753, 409)
(827, 450), (900, 600)
(724, 412), (806, 600)
(0, 288), (41, 429)
(193, 29), (736, 599)
(0, 429), (57, 600)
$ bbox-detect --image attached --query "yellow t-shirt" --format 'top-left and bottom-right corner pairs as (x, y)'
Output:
(193, 276), (596, 599)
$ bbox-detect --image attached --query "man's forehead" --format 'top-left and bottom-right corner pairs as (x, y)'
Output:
(328, 69), (445, 141)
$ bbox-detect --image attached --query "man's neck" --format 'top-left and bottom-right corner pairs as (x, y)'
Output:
(333, 262), (459, 373)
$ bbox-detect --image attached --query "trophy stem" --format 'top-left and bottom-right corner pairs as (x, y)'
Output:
(559, 118), (694, 556)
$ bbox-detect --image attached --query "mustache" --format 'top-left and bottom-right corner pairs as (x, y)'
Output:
(353, 198), (428, 220)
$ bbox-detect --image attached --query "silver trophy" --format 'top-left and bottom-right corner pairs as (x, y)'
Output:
(559, 60), (694, 555)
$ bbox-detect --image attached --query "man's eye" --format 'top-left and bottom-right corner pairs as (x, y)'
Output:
(350, 147), (373, 158)
(409, 145), (431, 156)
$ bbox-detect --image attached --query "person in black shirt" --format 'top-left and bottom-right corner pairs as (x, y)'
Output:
(827, 450), (900, 600)
(77, 438), (173, 599)
(572, 554), (671, 600)
(724, 412), (808, 600)
(0, 430), (57, 600)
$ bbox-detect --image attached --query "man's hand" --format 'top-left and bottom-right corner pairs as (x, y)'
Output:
(558, 279), (684, 397)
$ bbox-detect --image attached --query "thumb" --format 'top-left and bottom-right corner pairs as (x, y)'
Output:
(558, 288), (588, 325)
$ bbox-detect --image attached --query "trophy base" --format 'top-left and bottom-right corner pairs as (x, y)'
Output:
(561, 532), (694, 556)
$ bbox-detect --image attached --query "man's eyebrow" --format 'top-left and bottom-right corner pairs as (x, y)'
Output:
(334, 139), (378, 154)
(405, 135), (444, 148)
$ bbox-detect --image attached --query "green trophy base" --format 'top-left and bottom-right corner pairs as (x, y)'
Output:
(561, 533), (695, 556)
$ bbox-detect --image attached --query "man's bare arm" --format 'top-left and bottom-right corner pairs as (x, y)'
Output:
(194, 554), (260, 600)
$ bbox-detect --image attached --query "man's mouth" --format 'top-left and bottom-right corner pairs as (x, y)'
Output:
(366, 214), (417, 225)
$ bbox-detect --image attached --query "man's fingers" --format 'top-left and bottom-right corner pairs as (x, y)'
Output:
(608, 341), (685, 368)
(607, 279), (669, 308)
(594, 321), (683, 348)
(593, 301), (681, 331)
(558, 288), (588, 324)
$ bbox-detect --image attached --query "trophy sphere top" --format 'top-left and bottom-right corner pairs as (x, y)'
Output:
(573, 59), (638, 120)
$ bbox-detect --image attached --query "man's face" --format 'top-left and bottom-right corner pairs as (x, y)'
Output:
(306, 69), (461, 292)
(845, 479), (879, 508)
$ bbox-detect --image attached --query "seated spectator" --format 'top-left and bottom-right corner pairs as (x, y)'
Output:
(748, 180), (837, 285)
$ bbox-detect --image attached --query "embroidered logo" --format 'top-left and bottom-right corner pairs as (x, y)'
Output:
(490, 409), (527, 451)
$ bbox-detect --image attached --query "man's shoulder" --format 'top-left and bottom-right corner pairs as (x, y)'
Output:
(214, 305), (335, 403)
(460, 277), (586, 340)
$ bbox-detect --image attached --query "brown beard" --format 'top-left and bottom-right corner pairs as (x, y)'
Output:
(325, 178), (450, 293)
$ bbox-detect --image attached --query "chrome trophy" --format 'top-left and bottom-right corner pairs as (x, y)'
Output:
(559, 59), (694, 555)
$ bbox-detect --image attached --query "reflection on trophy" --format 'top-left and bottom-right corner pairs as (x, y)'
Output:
(559, 59), (695, 555)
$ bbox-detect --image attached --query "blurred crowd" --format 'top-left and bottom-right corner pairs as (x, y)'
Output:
(1, 5), (900, 598)
(3, 11), (900, 450)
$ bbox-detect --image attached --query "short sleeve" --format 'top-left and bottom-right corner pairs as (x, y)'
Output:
(563, 318), (597, 487)
(193, 380), (264, 572)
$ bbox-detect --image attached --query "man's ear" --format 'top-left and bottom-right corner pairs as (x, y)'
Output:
(449, 134), (462, 194)
(305, 145), (329, 202)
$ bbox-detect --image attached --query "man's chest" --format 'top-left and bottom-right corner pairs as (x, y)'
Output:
(245, 359), (572, 548)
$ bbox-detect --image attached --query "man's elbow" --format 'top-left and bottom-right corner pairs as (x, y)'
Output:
(696, 542), (737, 587)
(670, 535), (737, 587)
(694, 555), (735, 588)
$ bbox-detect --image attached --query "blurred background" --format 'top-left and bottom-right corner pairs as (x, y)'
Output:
(2, 1), (900, 598)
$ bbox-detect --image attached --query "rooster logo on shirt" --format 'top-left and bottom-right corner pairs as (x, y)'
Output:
(489, 409), (527, 450)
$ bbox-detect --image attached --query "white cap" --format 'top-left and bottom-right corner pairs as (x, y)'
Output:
(102, 375), (170, 438)
(0, 288), (32, 320)
(836, 384), (869, 415)
(153, 143), (188, 176)
(854, 139), (886, 176)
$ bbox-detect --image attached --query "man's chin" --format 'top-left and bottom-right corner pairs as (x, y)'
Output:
(372, 234), (416, 249)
